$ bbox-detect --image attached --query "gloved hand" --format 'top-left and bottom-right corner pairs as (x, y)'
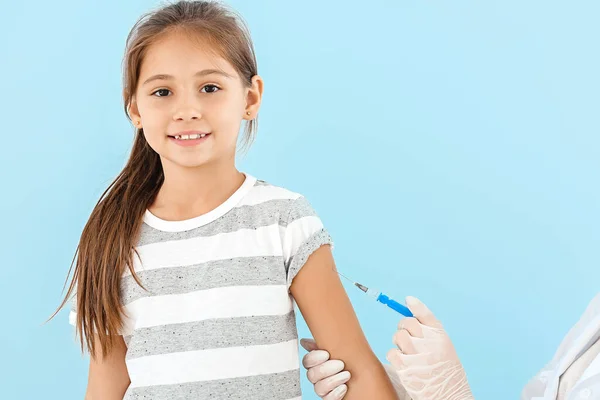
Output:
(301, 340), (412, 399)
(386, 296), (475, 400)
(300, 338), (351, 400)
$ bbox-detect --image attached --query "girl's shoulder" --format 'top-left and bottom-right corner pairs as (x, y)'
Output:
(249, 176), (307, 203)
(247, 176), (318, 220)
(253, 177), (303, 197)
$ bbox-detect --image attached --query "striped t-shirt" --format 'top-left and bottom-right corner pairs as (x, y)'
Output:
(69, 173), (333, 399)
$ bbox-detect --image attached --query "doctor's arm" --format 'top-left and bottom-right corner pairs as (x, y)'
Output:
(290, 245), (399, 400)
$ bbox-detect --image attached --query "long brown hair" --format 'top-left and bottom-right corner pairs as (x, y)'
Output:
(48, 0), (259, 358)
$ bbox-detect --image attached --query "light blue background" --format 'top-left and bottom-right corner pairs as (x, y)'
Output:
(1, 1), (598, 399)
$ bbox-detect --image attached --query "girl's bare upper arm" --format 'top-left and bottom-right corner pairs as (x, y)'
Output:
(290, 245), (399, 400)
(85, 334), (130, 400)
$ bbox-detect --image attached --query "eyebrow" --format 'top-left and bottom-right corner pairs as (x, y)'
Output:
(141, 69), (233, 86)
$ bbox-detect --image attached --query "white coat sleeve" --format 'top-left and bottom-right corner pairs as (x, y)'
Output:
(521, 293), (600, 399)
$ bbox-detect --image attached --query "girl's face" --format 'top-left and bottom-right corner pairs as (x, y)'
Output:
(128, 31), (262, 169)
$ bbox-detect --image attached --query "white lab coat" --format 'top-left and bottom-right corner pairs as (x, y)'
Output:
(522, 293), (600, 400)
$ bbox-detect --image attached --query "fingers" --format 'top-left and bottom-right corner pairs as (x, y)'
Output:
(300, 338), (351, 400)
(393, 329), (417, 355)
(392, 317), (427, 356)
(397, 317), (423, 338)
(300, 338), (319, 352)
(303, 349), (331, 369)
(386, 348), (404, 369)
(314, 371), (351, 398)
(323, 384), (348, 400)
(405, 296), (443, 328)
(307, 359), (346, 383)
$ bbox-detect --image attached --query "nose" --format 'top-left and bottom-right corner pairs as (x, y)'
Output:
(173, 110), (202, 121)
(172, 92), (203, 122)
(173, 108), (202, 123)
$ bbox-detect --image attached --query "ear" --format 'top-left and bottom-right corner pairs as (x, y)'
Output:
(243, 75), (264, 120)
(127, 97), (143, 128)
(127, 97), (141, 121)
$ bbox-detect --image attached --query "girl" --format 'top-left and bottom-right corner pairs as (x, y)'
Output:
(51, 1), (398, 399)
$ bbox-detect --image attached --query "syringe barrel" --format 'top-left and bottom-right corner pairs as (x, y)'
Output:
(376, 292), (414, 318)
(365, 288), (381, 300)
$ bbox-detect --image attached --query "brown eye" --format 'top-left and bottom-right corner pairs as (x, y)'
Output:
(151, 89), (170, 97)
(201, 84), (220, 93)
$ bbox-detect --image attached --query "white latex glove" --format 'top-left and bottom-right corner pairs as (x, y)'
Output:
(386, 296), (475, 400)
(300, 338), (351, 399)
(300, 339), (412, 400)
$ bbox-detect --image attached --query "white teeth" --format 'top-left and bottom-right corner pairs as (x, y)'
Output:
(173, 133), (208, 140)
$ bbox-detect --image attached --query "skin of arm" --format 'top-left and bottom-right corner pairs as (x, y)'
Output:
(290, 245), (399, 400)
(84, 334), (130, 400)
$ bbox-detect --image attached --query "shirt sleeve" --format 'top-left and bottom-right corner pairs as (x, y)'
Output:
(68, 290), (129, 339)
(281, 195), (334, 291)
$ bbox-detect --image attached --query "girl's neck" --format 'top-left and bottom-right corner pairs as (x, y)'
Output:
(149, 161), (245, 222)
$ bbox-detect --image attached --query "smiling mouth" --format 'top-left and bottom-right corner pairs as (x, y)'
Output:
(168, 133), (211, 140)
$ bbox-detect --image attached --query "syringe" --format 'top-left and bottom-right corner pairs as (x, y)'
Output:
(338, 272), (414, 318)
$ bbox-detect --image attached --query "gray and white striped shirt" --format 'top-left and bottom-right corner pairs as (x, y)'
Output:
(70, 173), (333, 399)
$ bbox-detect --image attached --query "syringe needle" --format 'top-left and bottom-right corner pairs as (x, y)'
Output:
(355, 283), (369, 293)
(337, 271), (355, 284)
(337, 270), (413, 317)
(336, 271), (370, 294)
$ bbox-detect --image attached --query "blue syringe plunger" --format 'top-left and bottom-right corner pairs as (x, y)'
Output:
(376, 292), (414, 317)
